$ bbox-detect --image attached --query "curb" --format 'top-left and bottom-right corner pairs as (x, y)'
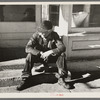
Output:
(0, 64), (24, 71)
(0, 76), (21, 87)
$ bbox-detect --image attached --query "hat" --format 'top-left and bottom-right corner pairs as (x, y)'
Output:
(41, 20), (53, 30)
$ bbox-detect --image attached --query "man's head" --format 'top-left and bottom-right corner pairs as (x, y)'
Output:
(38, 20), (53, 33)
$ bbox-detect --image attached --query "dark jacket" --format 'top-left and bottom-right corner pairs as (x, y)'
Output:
(25, 31), (66, 56)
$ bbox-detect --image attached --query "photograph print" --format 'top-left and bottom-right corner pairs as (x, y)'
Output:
(0, 1), (100, 98)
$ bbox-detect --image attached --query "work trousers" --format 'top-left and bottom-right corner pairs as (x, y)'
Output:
(22, 53), (68, 77)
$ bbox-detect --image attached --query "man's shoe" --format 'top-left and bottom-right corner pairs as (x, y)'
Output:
(17, 74), (32, 91)
(55, 73), (75, 89)
(58, 77), (71, 89)
(16, 80), (27, 91)
(55, 73), (61, 79)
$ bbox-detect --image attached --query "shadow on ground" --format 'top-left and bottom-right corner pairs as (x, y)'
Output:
(17, 67), (58, 90)
(74, 74), (100, 83)
(85, 83), (100, 89)
(18, 73), (58, 90)
(17, 67), (100, 91)
(82, 74), (100, 89)
(70, 73), (100, 89)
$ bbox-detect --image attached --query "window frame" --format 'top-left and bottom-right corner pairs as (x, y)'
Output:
(69, 4), (100, 33)
(49, 5), (60, 26)
(0, 5), (36, 22)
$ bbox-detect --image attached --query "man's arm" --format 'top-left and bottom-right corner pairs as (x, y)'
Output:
(25, 33), (41, 56)
(52, 32), (66, 55)
(40, 32), (66, 60)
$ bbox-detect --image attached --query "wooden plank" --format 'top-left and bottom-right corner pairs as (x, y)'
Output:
(68, 34), (100, 58)
(36, 5), (42, 26)
(0, 22), (36, 32)
(72, 40), (100, 50)
(0, 32), (34, 40)
(0, 40), (28, 47)
(71, 27), (100, 32)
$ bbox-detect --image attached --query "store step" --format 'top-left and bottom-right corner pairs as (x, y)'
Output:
(0, 69), (42, 87)
(0, 64), (58, 87)
(0, 69), (22, 87)
(0, 58), (57, 87)
(0, 58), (56, 71)
(0, 58), (25, 71)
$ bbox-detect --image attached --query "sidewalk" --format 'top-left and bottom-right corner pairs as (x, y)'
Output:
(0, 78), (100, 93)
(0, 58), (100, 93)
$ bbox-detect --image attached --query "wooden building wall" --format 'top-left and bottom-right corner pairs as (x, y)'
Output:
(0, 5), (42, 61)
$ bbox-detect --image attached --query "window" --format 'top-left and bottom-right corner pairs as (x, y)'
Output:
(49, 5), (59, 26)
(89, 5), (100, 27)
(73, 5), (84, 13)
(0, 5), (36, 22)
(72, 4), (100, 28)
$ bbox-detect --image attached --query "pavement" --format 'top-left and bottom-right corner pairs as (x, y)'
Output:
(0, 77), (100, 93)
(1, 58), (100, 98)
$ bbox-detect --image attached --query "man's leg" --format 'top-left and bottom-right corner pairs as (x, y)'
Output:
(56, 53), (73, 89)
(56, 53), (68, 77)
(17, 53), (43, 90)
(22, 53), (34, 78)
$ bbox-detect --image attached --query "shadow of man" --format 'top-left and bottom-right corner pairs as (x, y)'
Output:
(17, 66), (58, 91)
(17, 73), (58, 91)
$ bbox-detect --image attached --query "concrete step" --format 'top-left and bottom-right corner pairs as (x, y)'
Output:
(0, 58), (25, 66)
(0, 69), (43, 87)
(0, 67), (57, 87)
(0, 64), (24, 71)
(0, 58), (56, 71)
(1, 58), (100, 88)
(0, 59), (57, 87)
(0, 58), (25, 71)
(0, 59), (25, 87)
(1, 58), (100, 73)
(0, 83), (70, 93)
(0, 58), (44, 71)
(0, 70), (22, 87)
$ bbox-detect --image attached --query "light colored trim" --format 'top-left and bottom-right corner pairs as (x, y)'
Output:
(70, 27), (100, 33)
(83, 5), (91, 27)
(0, 23), (36, 32)
(72, 40), (100, 51)
(0, 32), (34, 40)
(0, 39), (28, 47)
(68, 5), (73, 32)
(42, 4), (49, 21)
(36, 5), (42, 27)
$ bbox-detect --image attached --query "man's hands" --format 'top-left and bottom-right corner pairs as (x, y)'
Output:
(40, 50), (54, 61)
